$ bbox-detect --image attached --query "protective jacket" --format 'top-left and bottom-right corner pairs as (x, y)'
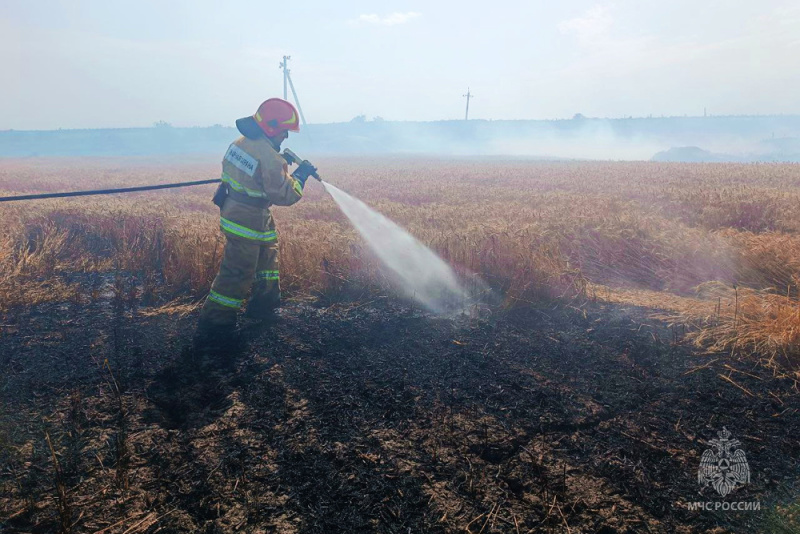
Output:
(199, 136), (304, 326)
(218, 136), (303, 240)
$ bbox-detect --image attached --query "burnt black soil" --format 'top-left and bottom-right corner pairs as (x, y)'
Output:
(1, 290), (798, 533)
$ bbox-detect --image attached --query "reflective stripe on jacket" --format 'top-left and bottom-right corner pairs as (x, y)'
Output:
(219, 136), (303, 241)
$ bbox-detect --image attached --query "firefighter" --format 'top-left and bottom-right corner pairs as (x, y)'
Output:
(196, 98), (315, 343)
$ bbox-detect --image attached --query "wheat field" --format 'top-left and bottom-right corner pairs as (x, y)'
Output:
(2, 157), (800, 369)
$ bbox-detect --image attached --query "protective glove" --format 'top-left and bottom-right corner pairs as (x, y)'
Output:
(291, 160), (317, 188)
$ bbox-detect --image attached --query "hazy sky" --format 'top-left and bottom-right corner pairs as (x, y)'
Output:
(3, 0), (800, 129)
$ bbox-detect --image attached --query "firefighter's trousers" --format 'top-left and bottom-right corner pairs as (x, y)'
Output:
(199, 216), (280, 326)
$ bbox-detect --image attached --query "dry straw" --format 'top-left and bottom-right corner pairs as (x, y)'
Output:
(2, 158), (800, 368)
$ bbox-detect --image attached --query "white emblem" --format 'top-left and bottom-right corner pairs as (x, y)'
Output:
(225, 144), (258, 177)
(698, 427), (750, 497)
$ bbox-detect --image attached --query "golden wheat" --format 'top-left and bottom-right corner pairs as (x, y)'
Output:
(2, 157), (799, 367)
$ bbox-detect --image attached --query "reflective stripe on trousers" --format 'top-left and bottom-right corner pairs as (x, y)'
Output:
(207, 290), (244, 309)
(220, 217), (277, 242)
(256, 270), (279, 281)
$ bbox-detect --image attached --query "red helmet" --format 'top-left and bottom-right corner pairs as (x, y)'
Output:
(236, 98), (300, 139)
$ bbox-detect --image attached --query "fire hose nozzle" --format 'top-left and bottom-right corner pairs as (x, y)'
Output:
(282, 149), (322, 182)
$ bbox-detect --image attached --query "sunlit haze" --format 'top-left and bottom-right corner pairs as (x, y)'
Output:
(3, 0), (800, 129)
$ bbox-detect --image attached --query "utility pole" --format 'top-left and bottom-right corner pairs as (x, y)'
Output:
(278, 55), (307, 126)
(286, 71), (307, 126)
(463, 88), (473, 120)
(279, 56), (290, 100)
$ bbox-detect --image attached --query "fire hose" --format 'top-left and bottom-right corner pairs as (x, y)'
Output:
(0, 149), (320, 203)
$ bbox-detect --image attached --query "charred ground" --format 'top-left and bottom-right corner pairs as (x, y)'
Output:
(1, 281), (798, 533)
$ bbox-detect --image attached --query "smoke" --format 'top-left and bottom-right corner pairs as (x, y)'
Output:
(291, 119), (671, 161)
(288, 116), (800, 162)
(6, 116), (799, 160)
(484, 120), (664, 160)
(322, 182), (470, 313)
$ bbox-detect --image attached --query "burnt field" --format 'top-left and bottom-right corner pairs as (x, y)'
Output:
(1, 157), (800, 532)
(1, 290), (798, 533)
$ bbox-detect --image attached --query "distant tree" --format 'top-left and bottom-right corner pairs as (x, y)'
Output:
(372, 116), (385, 122)
(350, 115), (367, 123)
(572, 113), (586, 120)
(153, 120), (173, 128)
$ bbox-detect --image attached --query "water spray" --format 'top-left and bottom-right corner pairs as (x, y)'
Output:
(282, 149), (474, 313)
(321, 182), (470, 314)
